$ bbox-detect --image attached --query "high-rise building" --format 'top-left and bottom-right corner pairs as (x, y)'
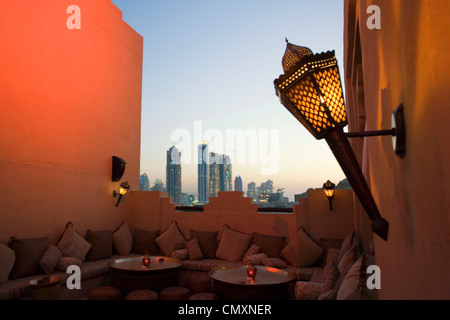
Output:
(150, 179), (164, 191)
(140, 173), (150, 191)
(219, 155), (232, 191)
(234, 174), (243, 191)
(198, 142), (209, 204)
(247, 182), (256, 202)
(166, 146), (182, 204)
(209, 152), (220, 198)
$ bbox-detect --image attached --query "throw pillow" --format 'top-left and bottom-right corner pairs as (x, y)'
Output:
(10, 237), (50, 279)
(155, 221), (187, 256)
(252, 233), (286, 258)
(170, 249), (189, 261)
(243, 253), (267, 265)
(338, 230), (356, 264)
(56, 222), (92, 261)
(85, 230), (113, 261)
(242, 243), (260, 261)
(39, 244), (62, 274)
(190, 230), (218, 259)
(335, 244), (359, 292)
(215, 225), (252, 262)
(112, 221), (133, 255)
(261, 257), (288, 269)
(0, 243), (15, 285)
(134, 229), (159, 254)
(56, 257), (82, 272)
(337, 254), (367, 300)
(280, 227), (323, 268)
(318, 289), (337, 300)
(186, 238), (204, 261)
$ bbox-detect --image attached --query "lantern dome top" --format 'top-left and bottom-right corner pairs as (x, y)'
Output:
(282, 39), (313, 73)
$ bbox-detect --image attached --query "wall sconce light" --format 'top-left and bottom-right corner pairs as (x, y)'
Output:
(112, 156), (126, 182)
(323, 180), (335, 211)
(274, 40), (406, 241)
(113, 181), (130, 207)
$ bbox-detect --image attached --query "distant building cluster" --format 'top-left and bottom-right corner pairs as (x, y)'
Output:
(139, 142), (292, 207)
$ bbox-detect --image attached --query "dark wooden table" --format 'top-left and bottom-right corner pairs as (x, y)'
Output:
(209, 265), (294, 300)
(109, 256), (181, 296)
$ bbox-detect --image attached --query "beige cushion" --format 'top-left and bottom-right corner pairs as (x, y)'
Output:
(337, 255), (367, 300)
(155, 221), (187, 256)
(85, 230), (113, 261)
(56, 257), (82, 272)
(39, 244), (62, 274)
(170, 249), (188, 260)
(0, 242), (15, 285)
(243, 253), (267, 265)
(216, 225), (252, 262)
(280, 228), (323, 267)
(186, 238), (204, 261)
(56, 222), (92, 261)
(113, 221), (133, 255)
(338, 231), (355, 263)
(10, 237), (50, 279)
(262, 257), (288, 268)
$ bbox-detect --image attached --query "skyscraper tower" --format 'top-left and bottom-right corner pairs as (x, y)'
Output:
(234, 174), (243, 192)
(198, 142), (209, 204)
(209, 152), (220, 198)
(219, 155), (232, 191)
(166, 146), (181, 204)
(140, 173), (150, 191)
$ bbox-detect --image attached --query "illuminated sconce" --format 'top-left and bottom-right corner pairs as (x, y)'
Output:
(113, 181), (130, 207)
(274, 40), (407, 241)
(112, 156), (126, 182)
(323, 180), (335, 211)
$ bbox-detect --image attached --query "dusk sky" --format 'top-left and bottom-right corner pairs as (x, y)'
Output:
(111, 0), (347, 200)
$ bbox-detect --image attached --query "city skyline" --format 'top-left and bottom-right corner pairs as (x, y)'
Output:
(111, 0), (347, 201)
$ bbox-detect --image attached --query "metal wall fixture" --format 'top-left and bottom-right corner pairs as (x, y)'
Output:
(323, 180), (335, 211)
(113, 181), (130, 207)
(274, 40), (407, 241)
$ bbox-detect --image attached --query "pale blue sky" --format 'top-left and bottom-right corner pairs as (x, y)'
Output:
(111, 0), (347, 200)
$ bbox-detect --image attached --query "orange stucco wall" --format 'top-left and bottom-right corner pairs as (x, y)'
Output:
(344, 0), (450, 299)
(0, 0), (143, 244)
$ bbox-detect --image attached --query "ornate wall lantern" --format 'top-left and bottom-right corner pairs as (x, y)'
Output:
(323, 180), (335, 211)
(113, 181), (130, 207)
(274, 40), (406, 241)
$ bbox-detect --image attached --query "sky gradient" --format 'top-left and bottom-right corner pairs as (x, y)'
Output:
(111, 0), (347, 201)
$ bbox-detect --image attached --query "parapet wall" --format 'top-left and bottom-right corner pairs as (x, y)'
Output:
(128, 189), (355, 242)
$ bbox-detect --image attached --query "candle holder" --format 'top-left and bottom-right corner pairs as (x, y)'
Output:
(142, 251), (150, 268)
(247, 264), (257, 280)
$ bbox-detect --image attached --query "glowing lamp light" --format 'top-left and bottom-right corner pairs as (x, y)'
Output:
(142, 251), (150, 268)
(273, 39), (404, 241)
(323, 180), (335, 211)
(113, 181), (130, 207)
(247, 265), (257, 280)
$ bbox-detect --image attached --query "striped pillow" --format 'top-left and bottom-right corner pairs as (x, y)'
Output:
(57, 223), (91, 261)
(262, 257), (288, 269)
(39, 245), (62, 274)
(56, 257), (82, 272)
(243, 253), (267, 265)
(187, 238), (203, 261)
(61, 243), (85, 261)
(170, 249), (188, 261)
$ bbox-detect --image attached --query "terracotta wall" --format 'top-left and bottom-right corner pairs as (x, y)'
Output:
(344, 0), (450, 299)
(0, 0), (143, 244)
(127, 190), (355, 243)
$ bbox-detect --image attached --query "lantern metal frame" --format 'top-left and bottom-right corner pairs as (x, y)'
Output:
(274, 41), (406, 241)
(323, 180), (335, 211)
(113, 181), (130, 207)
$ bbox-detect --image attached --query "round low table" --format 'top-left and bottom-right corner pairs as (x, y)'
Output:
(209, 265), (293, 300)
(29, 276), (63, 300)
(109, 256), (182, 296)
